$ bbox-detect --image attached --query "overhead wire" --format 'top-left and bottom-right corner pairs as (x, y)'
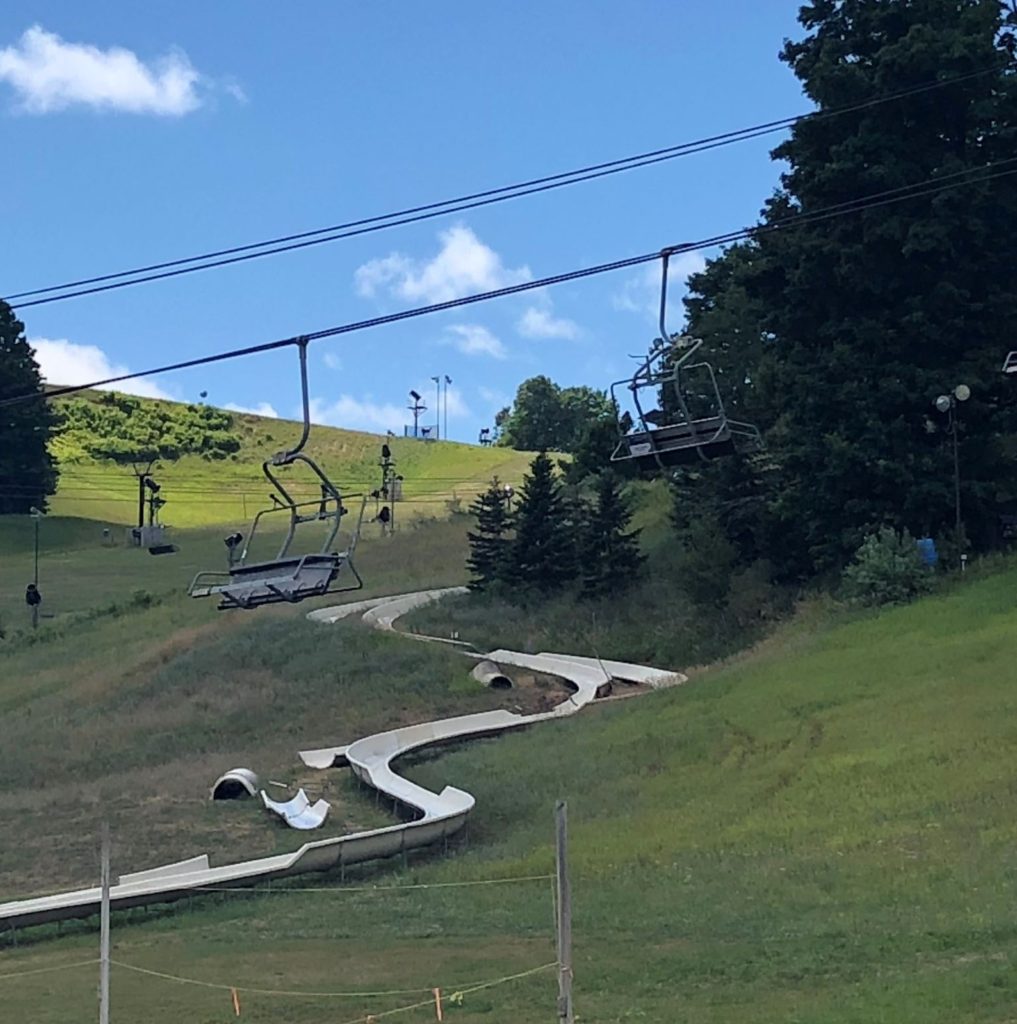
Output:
(0, 959), (99, 982)
(2, 154), (1015, 410)
(110, 957), (557, 1002)
(4, 64), (1004, 309)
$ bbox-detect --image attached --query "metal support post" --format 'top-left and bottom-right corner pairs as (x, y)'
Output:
(99, 822), (111, 1024)
(555, 800), (574, 1024)
(952, 407), (962, 537)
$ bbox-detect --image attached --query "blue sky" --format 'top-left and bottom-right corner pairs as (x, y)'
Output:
(3, 2), (806, 441)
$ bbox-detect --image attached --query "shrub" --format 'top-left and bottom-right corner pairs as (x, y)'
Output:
(841, 527), (934, 607)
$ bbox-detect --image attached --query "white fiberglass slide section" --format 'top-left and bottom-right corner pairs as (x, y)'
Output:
(286, 799), (331, 830)
(261, 789), (311, 818)
(0, 588), (679, 930)
(361, 587), (468, 631)
(536, 653), (688, 688)
(210, 767), (260, 799)
(298, 745), (349, 769)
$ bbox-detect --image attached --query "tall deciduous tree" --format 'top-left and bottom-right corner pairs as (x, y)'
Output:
(466, 477), (513, 591)
(0, 302), (58, 514)
(507, 452), (578, 593)
(499, 376), (615, 453)
(684, 0), (1017, 577)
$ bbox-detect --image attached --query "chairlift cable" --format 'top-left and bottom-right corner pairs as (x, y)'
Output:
(5, 64), (1004, 309)
(2, 156), (1015, 411)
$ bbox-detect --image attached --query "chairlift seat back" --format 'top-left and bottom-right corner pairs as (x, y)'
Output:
(612, 415), (735, 467)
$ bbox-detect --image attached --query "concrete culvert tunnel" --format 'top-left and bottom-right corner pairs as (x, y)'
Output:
(210, 768), (260, 800)
(470, 660), (513, 689)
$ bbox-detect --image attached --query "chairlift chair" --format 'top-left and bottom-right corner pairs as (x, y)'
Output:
(188, 339), (366, 610)
(1003, 351), (1017, 374)
(610, 248), (762, 470)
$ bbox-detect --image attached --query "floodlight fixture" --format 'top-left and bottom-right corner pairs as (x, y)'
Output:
(144, 477), (161, 493)
(954, 384), (971, 402)
(28, 506), (44, 518)
(935, 395), (952, 413)
(409, 389), (421, 401)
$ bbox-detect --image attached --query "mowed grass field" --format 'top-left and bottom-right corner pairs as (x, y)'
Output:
(49, 396), (537, 526)
(1, 501), (1017, 1021)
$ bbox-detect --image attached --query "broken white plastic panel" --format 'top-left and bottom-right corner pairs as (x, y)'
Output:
(260, 788), (331, 830)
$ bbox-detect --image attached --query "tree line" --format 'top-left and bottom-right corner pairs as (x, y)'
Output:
(493, 1), (1017, 588)
(466, 454), (643, 601)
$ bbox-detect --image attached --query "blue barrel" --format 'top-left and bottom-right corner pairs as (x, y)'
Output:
(916, 537), (938, 567)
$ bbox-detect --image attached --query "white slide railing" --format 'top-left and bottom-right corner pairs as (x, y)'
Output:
(0, 589), (685, 929)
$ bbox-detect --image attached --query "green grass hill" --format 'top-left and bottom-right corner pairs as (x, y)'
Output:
(1, 498), (1016, 1021)
(44, 390), (536, 526)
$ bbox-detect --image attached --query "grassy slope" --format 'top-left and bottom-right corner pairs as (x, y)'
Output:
(1, 525), (1017, 1021)
(49, 393), (536, 525)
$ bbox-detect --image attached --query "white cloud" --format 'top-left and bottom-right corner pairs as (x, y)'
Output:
(309, 384), (469, 437)
(517, 305), (580, 340)
(31, 337), (172, 399)
(431, 383), (470, 419)
(225, 401), (278, 418)
(0, 25), (217, 115)
(443, 324), (506, 360)
(354, 224), (531, 305)
(612, 253), (706, 326)
(322, 352), (343, 371)
(309, 395), (407, 434)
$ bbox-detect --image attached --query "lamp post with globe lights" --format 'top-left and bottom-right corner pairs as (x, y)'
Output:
(933, 384), (971, 553)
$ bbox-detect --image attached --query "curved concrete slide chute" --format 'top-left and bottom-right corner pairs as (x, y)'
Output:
(535, 653), (688, 689)
(0, 588), (678, 930)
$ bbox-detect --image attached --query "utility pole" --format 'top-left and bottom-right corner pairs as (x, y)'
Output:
(431, 376), (441, 440)
(99, 822), (111, 1024)
(380, 443), (397, 535)
(408, 391), (426, 438)
(444, 375), (452, 442)
(555, 800), (574, 1024)
(30, 509), (41, 587)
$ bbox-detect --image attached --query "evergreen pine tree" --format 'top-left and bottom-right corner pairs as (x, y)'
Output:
(682, 0), (1017, 576)
(465, 478), (512, 590)
(0, 301), (58, 514)
(507, 452), (578, 593)
(580, 472), (645, 599)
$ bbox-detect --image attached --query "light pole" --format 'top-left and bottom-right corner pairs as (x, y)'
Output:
(28, 506), (43, 629)
(29, 506), (43, 587)
(431, 376), (441, 439)
(503, 484), (514, 514)
(933, 383), (970, 550)
(444, 375), (452, 441)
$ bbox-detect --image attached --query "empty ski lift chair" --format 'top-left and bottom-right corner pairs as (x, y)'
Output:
(188, 340), (366, 610)
(610, 248), (762, 470)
